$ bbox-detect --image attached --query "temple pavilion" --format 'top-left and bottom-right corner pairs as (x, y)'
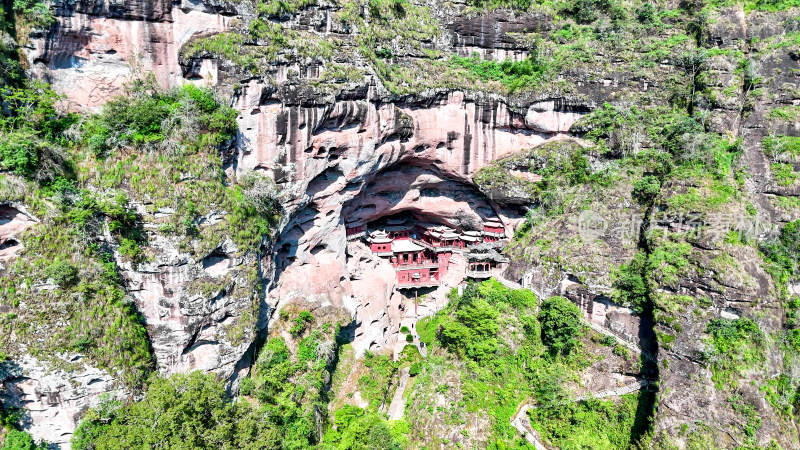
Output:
(358, 215), (509, 288)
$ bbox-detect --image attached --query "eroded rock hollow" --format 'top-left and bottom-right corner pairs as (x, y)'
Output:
(258, 93), (583, 357)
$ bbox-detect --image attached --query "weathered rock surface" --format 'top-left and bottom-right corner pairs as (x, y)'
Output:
(26, 2), (233, 109)
(16, 0), (800, 446)
(0, 203), (37, 261)
(117, 234), (261, 382)
(1, 355), (120, 449)
(344, 241), (402, 356)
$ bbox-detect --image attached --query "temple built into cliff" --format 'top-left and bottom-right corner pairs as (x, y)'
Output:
(349, 216), (509, 289)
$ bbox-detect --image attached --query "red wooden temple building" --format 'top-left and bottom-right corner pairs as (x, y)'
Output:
(358, 215), (509, 289)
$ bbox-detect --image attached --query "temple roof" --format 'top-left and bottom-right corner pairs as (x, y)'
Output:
(368, 230), (392, 243)
(384, 225), (412, 232)
(469, 242), (497, 252)
(484, 220), (503, 227)
(392, 240), (424, 253)
(417, 221), (440, 229)
(467, 248), (508, 262)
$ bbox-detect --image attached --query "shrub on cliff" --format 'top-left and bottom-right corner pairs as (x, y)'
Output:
(702, 318), (766, 388)
(43, 260), (78, 287)
(539, 296), (585, 356)
(0, 131), (41, 177)
(761, 219), (800, 285)
(82, 77), (237, 155)
(632, 175), (661, 203)
(0, 80), (74, 182)
(1, 430), (47, 450)
(612, 251), (650, 313)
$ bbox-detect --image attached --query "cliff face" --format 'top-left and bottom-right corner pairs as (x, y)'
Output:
(5, 0), (800, 446)
(26, 0), (233, 109)
(10, 2), (594, 443)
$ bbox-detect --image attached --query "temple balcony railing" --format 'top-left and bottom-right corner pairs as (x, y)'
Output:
(346, 231), (366, 241)
(392, 262), (439, 270)
(409, 238), (434, 250)
(465, 269), (499, 279)
(433, 245), (465, 252)
(396, 280), (440, 289)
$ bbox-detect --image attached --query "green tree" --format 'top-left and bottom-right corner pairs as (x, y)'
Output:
(613, 251), (650, 312)
(440, 298), (500, 361)
(632, 176), (661, 204)
(321, 406), (405, 450)
(539, 296), (585, 356)
(1, 430), (47, 450)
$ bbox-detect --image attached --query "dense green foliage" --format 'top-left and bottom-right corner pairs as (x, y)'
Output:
(73, 372), (277, 449)
(761, 220), (800, 285)
(82, 79), (237, 155)
(241, 334), (327, 448)
(408, 280), (652, 447)
(612, 251), (650, 313)
(438, 295), (501, 361)
(0, 430), (47, 450)
(539, 296), (585, 356)
(702, 318), (766, 388)
(0, 82), (74, 181)
(434, 281), (537, 361)
(238, 307), (347, 449)
(529, 394), (649, 449)
(448, 53), (552, 93)
(632, 175), (661, 203)
(77, 309), (341, 449)
(321, 405), (408, 449)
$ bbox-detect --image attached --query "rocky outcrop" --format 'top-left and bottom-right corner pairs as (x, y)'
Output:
(117, 234), (261, 383)
(343, 242), (401, 356)
(244, 83), (586, 357)
(236, 88), (583, 184)
(0, 203), (37, 262)
(1, 355), (120, 449)
(26, 2), (234, 109)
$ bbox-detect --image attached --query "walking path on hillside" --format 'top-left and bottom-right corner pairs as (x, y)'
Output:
(387, 367), (411, 420)
(510, 379), (652, 448)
